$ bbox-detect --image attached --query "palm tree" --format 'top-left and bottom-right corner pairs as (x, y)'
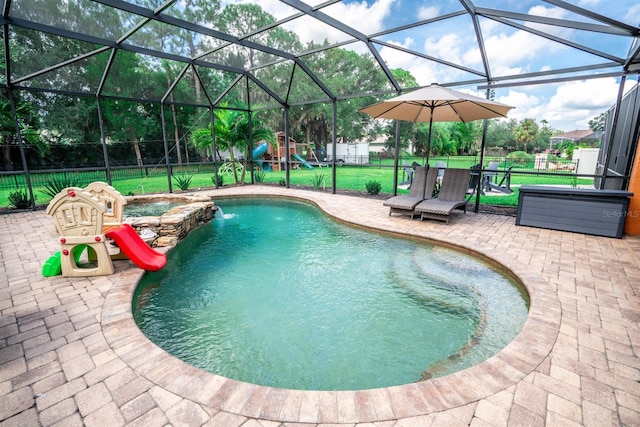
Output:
(192, 105), (274, 184)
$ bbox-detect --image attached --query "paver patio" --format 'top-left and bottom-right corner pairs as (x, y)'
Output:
(1, 185), (639, 426)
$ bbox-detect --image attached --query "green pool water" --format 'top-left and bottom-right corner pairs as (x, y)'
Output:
(133, 198), (528, 391)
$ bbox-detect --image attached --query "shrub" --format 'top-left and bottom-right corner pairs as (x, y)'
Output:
(8, 190), (31, 209)
(309, 172), (326, 190)
(254, 169), (266, 183)
(278, 178), (286, 186)
(173, 173), (193, 191)
(506, 151), (534, 164)
(212, 173), (224, 186)
(41, 175), (82, 198)
(365, 180), (382, 195)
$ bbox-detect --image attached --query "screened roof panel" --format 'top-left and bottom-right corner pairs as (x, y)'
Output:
(286, 64), (332, 104)
(165, 67), (198, 105)
(193, 67), (241, 105)
(375, 44), (487, 87)
(9, 27), (106, 83)
(2, 0), (638, 112)
(245, 78), (282, 109)
(18, 50), (110, 94)
(12, 0), (139, 41)
(252, 60), (296, 101)
(215, 77), (249, 107)
(276, 13), (355, 46)
(473, 0), (582, 17)
(374, 14), (483, 77)
(245, 26), (304, 57)
(321, 0), (466, 34)
(123, 19), (226, 58)
(100, 51), (173, 100)
(478, 17), (624, 78)
(300, 42), (396, 96)
(550, 0), (640, 28)
(200, 43), (285, 71)
(124, 0), (168, 8)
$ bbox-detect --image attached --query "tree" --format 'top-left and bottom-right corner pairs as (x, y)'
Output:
(588, 113), (606, 132)
(514, 118), (539, 153)
(191, 105), (274, 184)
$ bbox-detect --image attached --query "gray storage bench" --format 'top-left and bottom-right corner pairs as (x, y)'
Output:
(516, 185), (633, 238)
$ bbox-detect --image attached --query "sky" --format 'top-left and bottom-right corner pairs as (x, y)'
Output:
(232, 0), (640, 132)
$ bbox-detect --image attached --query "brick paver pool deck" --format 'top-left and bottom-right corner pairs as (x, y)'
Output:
(1, 185), (639, 426)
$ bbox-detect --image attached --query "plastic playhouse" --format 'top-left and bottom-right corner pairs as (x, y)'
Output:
(43, 182), (167, 277)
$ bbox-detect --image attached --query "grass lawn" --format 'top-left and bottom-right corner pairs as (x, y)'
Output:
(0, 159), (594, 211)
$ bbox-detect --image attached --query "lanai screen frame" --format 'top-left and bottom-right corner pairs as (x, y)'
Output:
(2, 0), (640, 210)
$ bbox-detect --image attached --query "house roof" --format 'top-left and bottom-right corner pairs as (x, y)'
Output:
(551, 130), (597, 141)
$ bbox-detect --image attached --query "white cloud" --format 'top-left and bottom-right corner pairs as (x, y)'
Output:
(499, 78), (636, 130)
(417, 6), (439, 20)
(624, 4), (640, 25)
(282, 0), (394, 45)
(498, 91), (541, 116)
(424, 33), (464, 65)
(578, 0), (601, 7)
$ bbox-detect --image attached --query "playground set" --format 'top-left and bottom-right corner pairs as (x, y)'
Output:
(252, 131), (324, 172)
(43, 182), (167, 277)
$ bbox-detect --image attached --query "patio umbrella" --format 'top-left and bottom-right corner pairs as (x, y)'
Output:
(359, 83), (514, 165)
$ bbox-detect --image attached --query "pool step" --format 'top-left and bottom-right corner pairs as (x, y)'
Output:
(389, 248), (480, 317)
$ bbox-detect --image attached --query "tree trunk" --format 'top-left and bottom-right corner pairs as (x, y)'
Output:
(171, 103), (182, 166)
(1, 141), (14, 170)
(132, 137), (143, 166)
(165, 72), (183, 166)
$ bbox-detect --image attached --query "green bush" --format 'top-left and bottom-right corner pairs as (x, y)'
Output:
(212, 173), (224, 186)
(506, 151), (534, 163)
(173, 173), (193, 191)
(309, 172), (326, 190)
(365, 180), (382, 195)
(278, 178), (286, 186)
(41, 175), (82, 198)
(254, 169), (266, 183)
(8, 190), (31, 209)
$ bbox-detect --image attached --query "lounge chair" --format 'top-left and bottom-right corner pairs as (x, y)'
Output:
(399, 161), (414, 187)
(435, 161), (446, 182)
(468, 164), (481, 196)
(484, 164), (514, 194)
(384, 166), (438, 218)
(414, 168), (472, 224)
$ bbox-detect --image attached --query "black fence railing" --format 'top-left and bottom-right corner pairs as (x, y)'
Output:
(1, 155), (627, 210)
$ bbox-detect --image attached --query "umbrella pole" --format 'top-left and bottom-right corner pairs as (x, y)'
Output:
(424, 109), (433, 169)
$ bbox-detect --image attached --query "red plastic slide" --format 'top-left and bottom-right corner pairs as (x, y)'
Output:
(105, 224), (167, 271)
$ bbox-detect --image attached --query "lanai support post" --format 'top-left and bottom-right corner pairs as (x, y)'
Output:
(601, 75), (627, 189)
(284, 106), (290, 188)
(332, 100), (337, 194)
(160, 102), (173, 193)
(209, 107), (219, 188)
(96, 98), (111, 185)
(392, 121), (400, 196)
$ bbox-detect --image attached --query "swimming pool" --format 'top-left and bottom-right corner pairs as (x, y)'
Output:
(133, 198), (528, 391)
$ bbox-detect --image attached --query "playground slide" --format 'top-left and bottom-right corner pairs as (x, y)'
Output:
(292, 153), (314, 169)
(105, 224), (167, 271)
(252, 141), (271, 171)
